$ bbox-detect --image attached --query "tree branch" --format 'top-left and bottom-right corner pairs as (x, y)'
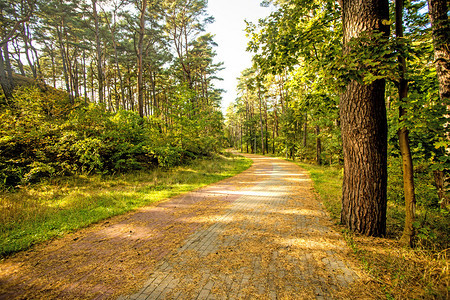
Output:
(0, 12), (33, 47)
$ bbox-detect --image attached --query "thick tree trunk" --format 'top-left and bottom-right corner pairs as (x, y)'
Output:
(428, 0), (449, 210)
(428, 0), (450, 100)
(340, 0), (390, 237)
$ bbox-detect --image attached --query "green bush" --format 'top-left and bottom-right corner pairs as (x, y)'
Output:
(0, 86), (224, 188)
(387, 157), (440, 208)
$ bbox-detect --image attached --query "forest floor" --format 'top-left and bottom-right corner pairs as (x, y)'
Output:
(1, 154), (381, 299)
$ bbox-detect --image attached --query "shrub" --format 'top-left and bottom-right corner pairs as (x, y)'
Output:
(0, 86), (224, 188)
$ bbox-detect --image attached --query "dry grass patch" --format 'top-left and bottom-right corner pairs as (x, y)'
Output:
(297, 161), (449, 299)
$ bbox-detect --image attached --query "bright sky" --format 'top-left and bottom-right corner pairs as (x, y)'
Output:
(206, 0), (272, 114)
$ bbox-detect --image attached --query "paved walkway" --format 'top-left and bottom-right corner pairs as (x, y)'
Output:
(0, 154), (364, 300)
(120, 155), (361, 299)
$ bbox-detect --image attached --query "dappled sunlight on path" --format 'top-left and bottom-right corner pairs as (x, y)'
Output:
(0, 154), (366, 300)
(120, 154), (366, 300)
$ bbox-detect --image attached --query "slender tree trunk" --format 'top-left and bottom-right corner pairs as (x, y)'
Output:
(264, 99), (269, 153)
(274, 101), (279, 154)
(92, 0), (104, 104)
(73, 60), (80, 99)
(137, 0), (147, 117)
(3, 43), (14, 91)
(433, 170), (448, 208)
(49, 46), (56, 88)
(31, 44), (43, 82)
(396, 0), (416, 247)
(56, 25), (73, 102)
(0, 45), (13, 100)
(303, 113), (308, 147)
(23, 24), (37, 79)
(83, 51), (88, 103)
(258, 85), (265, 155)
(12, 40), (26, 76)
(272, 124), (275, 154)
(340, 0), (390, 236)
(316, 125), (322, 165)
(240, 123), (243, 152)
(246, 102), (249, 153)
(90, 62), (95, 101)
(103, 6), (125, 108)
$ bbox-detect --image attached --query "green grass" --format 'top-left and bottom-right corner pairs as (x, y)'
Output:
(0, 153), (252, 258)
(295, 162), (343, 220)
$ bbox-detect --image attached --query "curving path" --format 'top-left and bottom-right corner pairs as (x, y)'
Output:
(0, 154), (364, 299)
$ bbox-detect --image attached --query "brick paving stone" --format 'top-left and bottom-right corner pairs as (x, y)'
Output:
(116, 154), (363, 300)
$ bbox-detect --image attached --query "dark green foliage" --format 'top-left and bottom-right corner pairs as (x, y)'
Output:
(0, 86), (223, 188)
(388, 158), (440, 208)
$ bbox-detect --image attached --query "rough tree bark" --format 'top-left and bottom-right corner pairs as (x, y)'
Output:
(428, 0), (450, 100)
(428, 0), (449, 210)
(339, 0), (390, 236)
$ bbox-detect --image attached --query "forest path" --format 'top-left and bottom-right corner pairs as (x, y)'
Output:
(0, 154), (365, 300)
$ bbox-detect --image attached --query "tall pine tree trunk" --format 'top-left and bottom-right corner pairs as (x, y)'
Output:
(340, 0), (390, 237)
(428, 0), (450, 100)
(137, 0), (147, 118)
(428, 0), (449, 210)
(92, 0), (104, 104)
(56, 25), (73, 102)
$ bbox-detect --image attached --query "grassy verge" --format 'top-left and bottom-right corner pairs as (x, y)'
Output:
(0, 153), (252, 258)
(295, 161), (449, 299)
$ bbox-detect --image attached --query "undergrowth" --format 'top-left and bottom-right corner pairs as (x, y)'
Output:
(296, 161), (449, 300)
(0, 152), (252, 258)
